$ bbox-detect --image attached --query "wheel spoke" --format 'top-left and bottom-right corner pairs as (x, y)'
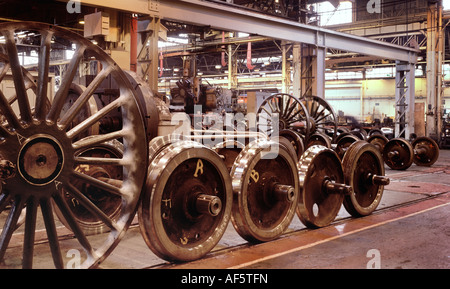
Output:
(74, 156), (124, 166)
(63, 180), (120, 231)
(310, 102), (320, 118)
(0, 193), (11, 212)
(72, 130), (126, 151)
(313, 106), (326, 120)
(66, 98), (121, 140)
(0, 196), (26, 261)
(275, 96), (282, 114)
(22, 196), (38, 269)
(40, 197), (64, 269)
(35, 31), (53, 121)
(47, 46), (86, 123)
(51, 192), (95, 259)
(284, 108), (303, 123)
(0, 89), (21, 129)
(58, 66), (113, 130)
(315, 112), (332, 124)
(4, 31), (32, 123)
(0, 62), (10, 84)
(284, 101), (298, 120)
(261, 106), (273, 117)
(71, 170), (123, 197)
(267, 100), (277, 114)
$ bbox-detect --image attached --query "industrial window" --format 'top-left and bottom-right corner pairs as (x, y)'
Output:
(444, 0), (450, 10)
(308, 1), (353, 26)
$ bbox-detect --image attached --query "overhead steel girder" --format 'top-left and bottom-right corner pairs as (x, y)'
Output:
(68, 0), (419, 63)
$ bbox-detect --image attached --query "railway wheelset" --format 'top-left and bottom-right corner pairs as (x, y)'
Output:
(0, 22), (424, 269)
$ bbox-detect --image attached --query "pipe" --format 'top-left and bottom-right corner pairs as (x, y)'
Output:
(130, 15), (138, 72)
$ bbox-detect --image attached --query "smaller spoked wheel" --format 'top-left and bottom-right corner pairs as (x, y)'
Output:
(411, 136), (439, 167)
(300, 95), (337, 142)
(279, 129), (304, 161)
(342, 141), (389, 217)
(383, 138), (414, 170)
(231, 139), (299, 243)
(55, 139), (124, 235)
(257, 93), (310, 141)
(297, 145), (351, 228)
(138, 141), (232, 262)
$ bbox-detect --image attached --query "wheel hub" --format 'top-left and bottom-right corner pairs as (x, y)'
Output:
(17, 135), (64, 186)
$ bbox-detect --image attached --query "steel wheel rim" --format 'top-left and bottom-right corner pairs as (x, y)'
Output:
(335, 134), (360, 160)
(367, 134), (388, 154)
(231, 139), (299, 242)
(297, 145), (344, 228)
(139, 141), (232, 262)
(383, 138), (413, 170)
(342, 141), (385, 216)
(412, 137), (439, 166)
(0, 22), (147, 268)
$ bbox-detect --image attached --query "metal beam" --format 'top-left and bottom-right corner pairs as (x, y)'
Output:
(71, 0), (419, 62)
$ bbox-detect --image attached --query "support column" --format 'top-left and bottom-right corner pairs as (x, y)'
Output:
(301, 44), (325, 98)
(395, 61), (416, 139)
(281, 41), (292, 94)
(292, 44), (301, 99)
(426, 1), (443, 141)
(228, 44), (238, 90)
(137, 17), (160, 92)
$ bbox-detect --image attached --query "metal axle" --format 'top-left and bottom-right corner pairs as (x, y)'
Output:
(196, 194), (222, 217)
(323, 179), (353, 195)
(367, 174), (390, 186)
(273, 183), (295, 202)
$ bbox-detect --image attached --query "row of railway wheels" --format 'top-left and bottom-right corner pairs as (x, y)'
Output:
(139, 132), (389, 262)
(0, 22), (390, 268)
(333, 130), (440, 170)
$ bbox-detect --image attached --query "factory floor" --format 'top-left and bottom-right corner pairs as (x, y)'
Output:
(100, 149), (450, 270)
(1, 149), (449, 271)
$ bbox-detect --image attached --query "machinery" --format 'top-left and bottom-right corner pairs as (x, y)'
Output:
(0, 22), (438, 268)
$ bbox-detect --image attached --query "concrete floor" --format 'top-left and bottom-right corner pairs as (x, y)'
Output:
(1, 148), (449, 269)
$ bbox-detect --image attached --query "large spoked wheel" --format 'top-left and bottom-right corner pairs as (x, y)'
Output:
(342, 141), (387, 217)
(139, 141), (232, 262)
(231, 139), (299, 243)
(0, 22), (148, 268)
(300, 95), (337, 142)
(257, 93), (310, 142)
